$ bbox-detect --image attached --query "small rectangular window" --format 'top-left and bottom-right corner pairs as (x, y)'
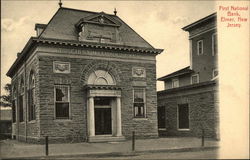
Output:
(212, 33), (217, 56)
(55, 85), (70, 119)
(133, 88), (145, 118)
(178, 104), (189, 130)
(191, 74), (199, 84)
(172, 79), (179, 88)
(197, 40), (203, 55)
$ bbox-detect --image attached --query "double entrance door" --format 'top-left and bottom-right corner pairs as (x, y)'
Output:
(94, 97), (112, 135)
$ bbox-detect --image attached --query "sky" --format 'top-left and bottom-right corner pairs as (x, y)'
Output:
(1, 0), (216, 93)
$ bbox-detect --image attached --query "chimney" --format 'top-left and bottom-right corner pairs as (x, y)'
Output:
(35, 24), (47, 37)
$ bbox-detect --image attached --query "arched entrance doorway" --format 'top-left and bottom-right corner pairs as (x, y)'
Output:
(85, 70), (124, 142)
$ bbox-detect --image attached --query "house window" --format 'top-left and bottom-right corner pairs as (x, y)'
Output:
(212, 33), (217, 56)
(197, 40), (203, 55)
(172, 79), (179, 88)
(133, 88), (145, 118)
(191, 74), (199, 84)
(213, 69), (218, 78)
(178, 104), (189, 130)
(157, 106), (166, 129)
(19, 79), (24, 122)
(28, 71), (36, 121)
(55, 85), (70, 119)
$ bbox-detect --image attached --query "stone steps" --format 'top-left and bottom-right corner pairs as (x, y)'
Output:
(88, 135), (126, 142)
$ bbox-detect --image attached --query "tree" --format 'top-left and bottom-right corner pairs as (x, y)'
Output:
(0, 83), (12, 107)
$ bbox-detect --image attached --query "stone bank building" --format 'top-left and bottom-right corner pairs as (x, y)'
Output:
(157, 13), (219, 139)
(7, 7), (163, 143)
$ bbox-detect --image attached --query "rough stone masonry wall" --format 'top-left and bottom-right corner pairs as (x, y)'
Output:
(157, 83), (219, 139)
(38, 47), (158, 143)
(11, 53), (40, 143)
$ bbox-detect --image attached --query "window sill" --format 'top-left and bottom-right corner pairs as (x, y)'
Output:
(158, 128), (166, 131)
(54, 119), (72, 122)
(28, 120), (36, 123)
(178, 129), (190, 131)
(133, 118), (148, 121)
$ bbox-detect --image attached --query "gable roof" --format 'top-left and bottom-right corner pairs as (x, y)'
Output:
(39, 7), (154, 48)
(158, 66), (194, 81)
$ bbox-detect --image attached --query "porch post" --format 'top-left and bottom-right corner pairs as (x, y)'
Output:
(88, 96), (95, 137)
(116, 96), (122, 136)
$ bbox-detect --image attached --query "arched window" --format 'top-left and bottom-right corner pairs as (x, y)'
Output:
(12, 85), (17, 123)
(28, 71), (36, 121)
(87, 70), (116, 85)
(19, 78), (24, 122)
(13, 85), (17, 99)
(20, 78), (24, 95)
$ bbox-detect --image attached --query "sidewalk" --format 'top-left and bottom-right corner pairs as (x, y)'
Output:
(0, 137), (219, 159)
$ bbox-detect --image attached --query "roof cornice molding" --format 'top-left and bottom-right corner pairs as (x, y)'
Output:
(7, 37), (163, 77)
(182, 12), (217, 32)
(157, 80), (217, 95)
(158, 66), (193, 81)
(34, 38), (163, 54)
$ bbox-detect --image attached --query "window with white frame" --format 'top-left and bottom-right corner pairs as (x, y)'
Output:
(213, 69), (218, 78)
(133, 88), (145, 118)
(197, 40), (203, 55)
(178, 104), (189, 130)
(55, 85), (70, 119)
(191, 74), (199, 84)
(212, 33), (217, 56)
(28, 71), (36, 121)
(172, 79), (179, 88)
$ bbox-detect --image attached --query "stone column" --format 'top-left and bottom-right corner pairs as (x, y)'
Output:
(88, 97), (95, 137)
(116, 97), (122, 136)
